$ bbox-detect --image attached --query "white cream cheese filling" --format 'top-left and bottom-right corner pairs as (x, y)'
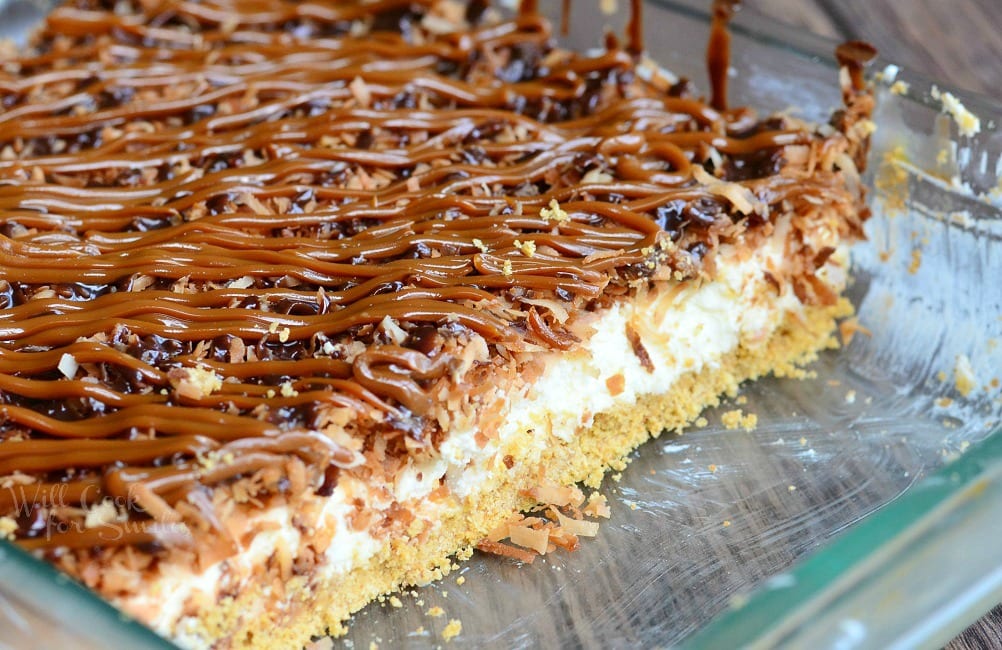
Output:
(435, 238), (813, 499)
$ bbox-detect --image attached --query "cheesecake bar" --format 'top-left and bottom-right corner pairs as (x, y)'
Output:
(0, 1), (874, 647)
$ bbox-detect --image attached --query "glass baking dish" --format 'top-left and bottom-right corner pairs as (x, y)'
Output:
(0, 1), (999, 648)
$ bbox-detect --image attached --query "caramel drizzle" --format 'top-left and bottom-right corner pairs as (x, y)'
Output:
(0, 0), (860, 552)
(708, 0), (741, 111)
(626, 0), (644, 57)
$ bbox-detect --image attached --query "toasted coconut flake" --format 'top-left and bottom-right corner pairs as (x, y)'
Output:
(522, 484), (584, 507)
(130, 483), (182, 523)
(519, 297), (569, 323)
(555, 511), (600, 537)
(546, 525), (581, 551)
(421, 12), (462, 35)
(508, 524), (549, 554)
(784, 145), (810, 167)
(605, 372), (626, 396)
(379, 316), (408, 345)
(691, 165), (762, 215)
(832, 152), (861, 195)
(484, 520), (511, 542)
(348, 76), (372, 107)
(148, 521), (194, 548)
(582, 168), (614, 184)
(0, 473), (37, 489)
(583, 493), (611, 518)
(58, 352), (79, 379)
(475, 539), (536, 563)
(236, 192), (269, 215)
(128, 274), (156, 292)
(706, 146), (724, 171)
(228, 275), (255, 289)
(581, 248), (625, 265)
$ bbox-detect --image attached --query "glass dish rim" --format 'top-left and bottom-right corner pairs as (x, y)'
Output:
(682, 429), (1002, 649)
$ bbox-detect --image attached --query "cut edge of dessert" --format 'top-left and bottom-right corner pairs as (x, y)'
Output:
(164, 242), (857, 650)
(0, 1), (877, 648)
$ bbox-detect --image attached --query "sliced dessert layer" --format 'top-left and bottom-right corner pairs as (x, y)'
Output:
(125, 230), (852, 649)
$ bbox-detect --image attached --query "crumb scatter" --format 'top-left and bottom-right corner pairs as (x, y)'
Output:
(721, 409), (758, 431)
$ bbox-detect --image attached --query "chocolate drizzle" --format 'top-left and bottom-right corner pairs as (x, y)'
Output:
(0, 0), (871, 555)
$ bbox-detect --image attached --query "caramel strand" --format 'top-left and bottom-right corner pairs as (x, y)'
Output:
(707, 0), (742, 111)
(626, 0), (644, 58)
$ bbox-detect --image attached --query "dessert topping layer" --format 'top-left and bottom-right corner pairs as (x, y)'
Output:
(0, 0), (871, 558)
